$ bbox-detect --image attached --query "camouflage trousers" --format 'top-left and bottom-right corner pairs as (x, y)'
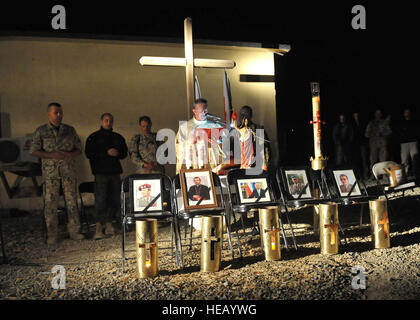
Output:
(369, 139), (388, 171)
(94, 174), (120, 225)
(44, 177), (81, 237)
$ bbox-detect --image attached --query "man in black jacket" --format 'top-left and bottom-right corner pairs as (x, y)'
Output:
(350, 112), (369, 179)
(332, 114), (354, 166)
(85, 113), (128, 239)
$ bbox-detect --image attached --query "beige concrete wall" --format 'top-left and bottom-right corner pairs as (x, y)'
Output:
(0, 36), (278, 209)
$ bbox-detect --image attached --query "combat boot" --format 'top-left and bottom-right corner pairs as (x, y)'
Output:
(94, 222), (106, 240)
(67, 220), (85, 240)
(69, 231), (85, 240)
(104, 222), (115, 236)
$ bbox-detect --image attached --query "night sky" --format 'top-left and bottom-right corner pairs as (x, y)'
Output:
(1, 1), (418, 164)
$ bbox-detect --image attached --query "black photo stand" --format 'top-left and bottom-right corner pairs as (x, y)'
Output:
(226, 169), (291, 252)
(172, 171), (239, 264)
(277, 166), (334, 250)
(325, 166), (378, 228)
(120, 173), (181, 272)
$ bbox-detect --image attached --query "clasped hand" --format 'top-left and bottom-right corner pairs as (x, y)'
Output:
(107, 148), (119, 157)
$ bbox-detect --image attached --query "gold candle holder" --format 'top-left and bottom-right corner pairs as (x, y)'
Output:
(136, 219), (158, 278)
(369, 199), (391, 249)
(319, 203), (339, 255)
(310, 157), (328, 171)
(259, 207), (281, 261)
(313, 189), (320, 237)
(201, 216), (222, 272)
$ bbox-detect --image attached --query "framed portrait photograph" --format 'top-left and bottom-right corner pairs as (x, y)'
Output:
(236, 177), (272, 204)
(284, 169), (312, 199)
(129, 178), (163, 213)
(333, 169), (362, 197)
(180, 168), (218, 210)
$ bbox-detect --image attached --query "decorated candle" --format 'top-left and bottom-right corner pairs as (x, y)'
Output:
(185, 142), (193, 169)
(197, 139), (205, 168)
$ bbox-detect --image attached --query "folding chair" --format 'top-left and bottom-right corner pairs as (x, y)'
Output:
(277, 166), (334, 250)
(372, 161), (420, 216)
(78, 181), (95, 235)
(121, 173), (181, 272)
(325, 166), (378, 241)
(172, 171), (239, 265)
(226, 169), (286, 254)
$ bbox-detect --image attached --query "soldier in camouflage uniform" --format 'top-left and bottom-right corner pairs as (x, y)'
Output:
(129, 116), (164, 174)
(365, 109), (392, 175)
(30, 102), (85, 244)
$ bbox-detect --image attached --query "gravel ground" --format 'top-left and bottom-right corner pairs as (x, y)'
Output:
(1, 191), (419, 301)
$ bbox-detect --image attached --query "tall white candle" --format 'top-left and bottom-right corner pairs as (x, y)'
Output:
(197, 140), (205, 168)
(185, 142), (193, 169)
(312, 96), (321, 159)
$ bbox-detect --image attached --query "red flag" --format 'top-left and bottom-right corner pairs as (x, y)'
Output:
(232, 109), (237, 121)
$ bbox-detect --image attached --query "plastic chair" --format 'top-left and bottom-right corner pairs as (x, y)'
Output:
(172, 171), (239, 265)
(372, 161), (420, 216)
(120, 173), (181, 272)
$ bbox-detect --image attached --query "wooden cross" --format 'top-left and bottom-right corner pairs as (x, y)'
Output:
(204, 227), (220, 260)
(377, 211), (390, 239)
(264, 226), (280, 250)
(139, 18), (236, 118)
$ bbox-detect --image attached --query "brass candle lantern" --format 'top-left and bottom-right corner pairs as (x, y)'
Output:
(201, 216), (222, 272)
(319, 203), (339, 255)
(313, 189), (320, 237)
(136, 219), (158, 278)
(369, 199), (391, 249)
(259, 207), (281, 261)
(309, 82), (328, 171)
(384, 164), (405, 187)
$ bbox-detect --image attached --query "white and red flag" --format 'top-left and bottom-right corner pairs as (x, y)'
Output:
(223, 69), (234, 129)
(194, 75), (202, 100)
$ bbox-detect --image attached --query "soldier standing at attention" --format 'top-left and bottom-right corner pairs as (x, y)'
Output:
(85, 113), (128, 240)
(30, 102), (85, 244)
(365, 109), (392, 175)
(129, 116), (164, 174)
